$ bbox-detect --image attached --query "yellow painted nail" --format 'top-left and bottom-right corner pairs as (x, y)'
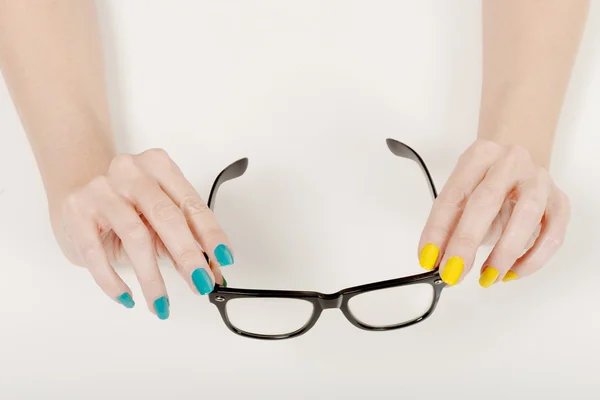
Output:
(419, 243), (440, 271)
(441, 256), (464, 286)
(479, 266), (499, 288)
(502, 270), (519, 283)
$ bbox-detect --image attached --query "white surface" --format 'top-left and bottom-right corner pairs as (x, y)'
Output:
(1, 1), (599, 399)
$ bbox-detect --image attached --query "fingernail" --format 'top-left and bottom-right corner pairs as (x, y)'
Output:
(502, 270), (519, 283)
(222, 276), (228, 287)
(153, 296), (170, 320)
(191, 268), (214, 295)
(214, 244), (234, 266)
(116, 292), (135, 309)
(419, 243), (440, 271)
(441, 256), (464, 286)
(479, 266), (499, 288)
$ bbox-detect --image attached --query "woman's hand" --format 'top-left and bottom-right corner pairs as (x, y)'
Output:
(418, 139), (570, 287)
(52, 149), (233, 319)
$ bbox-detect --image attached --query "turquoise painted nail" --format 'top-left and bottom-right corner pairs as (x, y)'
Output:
(153, 296), (170, 320)
(214, 244), (234, 266)
(191, 268), (214, 295)
(116, 292), (135, 309)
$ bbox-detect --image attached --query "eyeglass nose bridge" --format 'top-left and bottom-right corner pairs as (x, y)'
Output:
(317, 293), (344, 310)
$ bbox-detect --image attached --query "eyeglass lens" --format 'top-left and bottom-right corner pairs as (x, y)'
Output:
(347, 283), (434, 328)
(225, 297), (315, 336)
(223, 283), (435, 336)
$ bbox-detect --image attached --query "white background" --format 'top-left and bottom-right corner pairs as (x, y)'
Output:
(1, 1), (599, 399)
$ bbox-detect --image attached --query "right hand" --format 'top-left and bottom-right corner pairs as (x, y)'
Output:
(52, 149), (234, 320)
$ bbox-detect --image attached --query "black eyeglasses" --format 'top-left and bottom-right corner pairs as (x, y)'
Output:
(205, 138), (447, 340)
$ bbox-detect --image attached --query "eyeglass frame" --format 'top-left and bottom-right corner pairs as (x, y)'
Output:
(204, 138), (447, 340)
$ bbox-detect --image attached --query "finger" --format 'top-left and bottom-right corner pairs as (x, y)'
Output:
(418, 140), (503, 271)
(137, 149), (234, 270)
(165, 250), (226, 289)
(87, 175), (170, 319)
(478, 173), (550, 288)
(108, 155), (215, 296)
(62, 191), (135, 309)
(438, 146), (535, 286)
(481, 200), (514, 247)
(503, 188), (570, 282)
(133, 185), (215, 295)
(210, 259), (227, 287)
(525, 223), (542, 252)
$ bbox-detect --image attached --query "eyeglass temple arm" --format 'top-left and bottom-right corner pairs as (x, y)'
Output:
(386, 138), (438, 200)
(206, 139), (436, 211)
(207, 157), (249, 211)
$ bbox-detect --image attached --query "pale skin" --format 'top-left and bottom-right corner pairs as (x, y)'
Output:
(0, 1), (589, 319)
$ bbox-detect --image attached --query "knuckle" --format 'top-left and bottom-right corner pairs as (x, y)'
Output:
(530, 169), (552, 192)
(202, 226), (224, 240)
(495, 243), (523, 261)
(487, 159), (510, 177)
(519, 198), (545, 218)
(109, 154), (138, 175)
(79, 242), (102, 265)
(547, 189), (571, 219)
(151, 200), (182, 221)
(460, 139), (501, 164)
(128, 177), (157, 199)
(140, 148), (172, 166)
(63, 191), (84, 212)
(143, 148), (170, 160)
(535, 167), (551, 184)
(121, 222), (151, 245)
(181, 196), (210, 218)
(472, 139), (501, 156)
(470, 183), (503, 207)
(438, 186), (468, 208)
(176, 248), (205, 270)
(138, 273), (164, 289)
(454, 233), (479, 251)
(62, 189), (93, 219)
(456, 149), (471, 164)
(88, 175), (110, 192)
(503, 145), (533, 171)
(547, 234), (565, 249)
(506, 144), (530, 161)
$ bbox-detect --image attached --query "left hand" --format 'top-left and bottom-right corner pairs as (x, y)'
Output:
(417, 139), (571, 287)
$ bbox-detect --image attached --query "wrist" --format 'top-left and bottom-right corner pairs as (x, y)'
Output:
(477, 115), (555, 169)
(478, 133), (553, 170)
(44, 127), (116, 214)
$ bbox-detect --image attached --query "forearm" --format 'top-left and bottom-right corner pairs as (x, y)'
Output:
(478, 0), (589, 168)
(0, 0), (115, 213)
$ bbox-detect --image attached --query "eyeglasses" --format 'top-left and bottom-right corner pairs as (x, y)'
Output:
(205, 138), (447, 340)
